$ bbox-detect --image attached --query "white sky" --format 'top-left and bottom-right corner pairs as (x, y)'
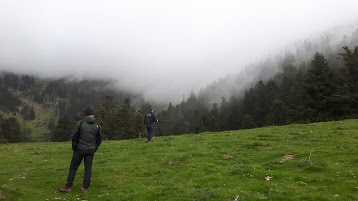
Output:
(1, 0), (358, 103)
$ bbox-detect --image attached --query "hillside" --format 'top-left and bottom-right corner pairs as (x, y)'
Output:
(0, 74), (144, 141)
(0, 119), (357, 200)
(1, 27), (358, 142)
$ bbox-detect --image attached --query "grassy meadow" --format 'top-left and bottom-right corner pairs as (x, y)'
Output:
(0, 119), (357, 201)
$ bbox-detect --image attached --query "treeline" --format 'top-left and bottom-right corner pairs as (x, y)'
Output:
(50, 96), (145, 142)
(1, 28), (358, 143)
(0, 73), (146, 143)
(0, 96), (146, 143)
(156, 46), (358, 136)
(2, 46), (358, 142)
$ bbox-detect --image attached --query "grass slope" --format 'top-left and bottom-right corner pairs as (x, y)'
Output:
(17, 96), (57, 141)
(0, 119), (357, 201)
(2, 88), (57, 141)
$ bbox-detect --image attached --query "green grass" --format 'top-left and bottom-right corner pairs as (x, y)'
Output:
(1, 89), (58, 141)
(17, 91), (58, 141)
(1, 119), (357, 201)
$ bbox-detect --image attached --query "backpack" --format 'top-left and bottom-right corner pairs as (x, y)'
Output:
(72, 120), (101, 150)
(144, 113), (152, 125)
(72, 120), (85, 150)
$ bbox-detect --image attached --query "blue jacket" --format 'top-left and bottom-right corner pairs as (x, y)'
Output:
(144, 112), (158, 126)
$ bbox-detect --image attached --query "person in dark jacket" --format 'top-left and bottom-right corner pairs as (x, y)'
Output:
(60, 107), (102, 193)
(144, 108), (158, 142)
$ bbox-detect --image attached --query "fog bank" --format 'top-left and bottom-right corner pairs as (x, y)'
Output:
(1, 0), (358, 103)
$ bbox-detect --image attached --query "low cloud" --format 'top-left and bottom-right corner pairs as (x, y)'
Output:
(1, 0), (358, 104)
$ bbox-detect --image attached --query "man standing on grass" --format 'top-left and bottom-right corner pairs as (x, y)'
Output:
(144, 108), (158, 142)
(59, 107), (102, 193)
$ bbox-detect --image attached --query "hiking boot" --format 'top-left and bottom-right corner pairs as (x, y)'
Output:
(59, 187), (72, 193)
(80, 186), (88, 193)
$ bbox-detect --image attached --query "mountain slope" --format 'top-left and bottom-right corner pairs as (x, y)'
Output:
(0, 119), (357, 200)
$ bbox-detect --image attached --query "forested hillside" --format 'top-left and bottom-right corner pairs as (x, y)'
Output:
(0, 76), (147, 142)
(1, 28), (358, 143)
(155, 28), (358, 136)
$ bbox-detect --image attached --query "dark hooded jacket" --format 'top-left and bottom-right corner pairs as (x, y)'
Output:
(72, 116), (102, 151)
(144, 111), (158, 126)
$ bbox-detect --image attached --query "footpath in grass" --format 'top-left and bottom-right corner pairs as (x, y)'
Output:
(0, 119), (357, 201)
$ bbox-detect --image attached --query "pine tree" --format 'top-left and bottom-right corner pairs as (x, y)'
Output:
(199, 114), (210, 132)
(96, 96), (121, 140)
(252, 80), (277, 127)
(47, 118), (56, 131)
(117, 98), (138, 139)
(265, 100), (289, 126)
(330, 64), (352, 117)
(1, 117), (21, 143)
(338, 46), (358, 115)
(28, 107), (36, 120)
(52, 115), (73, 142)
(0, 127), (6, 143)
(302, 52), (336, 122)
(241, 114), (256, 129)
(209, 103), (219, 131)
(227, 96), (241, 130)
(218, 97), (230, 130)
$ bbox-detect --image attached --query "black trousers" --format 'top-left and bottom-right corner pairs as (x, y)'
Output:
(146, 126), (154, 141)
(65, 149), (95, 189)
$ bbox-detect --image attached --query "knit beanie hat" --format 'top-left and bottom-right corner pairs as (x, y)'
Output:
(84, 107), (94, 116)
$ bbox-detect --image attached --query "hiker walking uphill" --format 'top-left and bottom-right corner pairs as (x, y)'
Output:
(144, 108), (158, 142)
(60, 107), (102, 193)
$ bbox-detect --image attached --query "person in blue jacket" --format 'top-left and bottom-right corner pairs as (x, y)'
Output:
(143, 108), (158, 142)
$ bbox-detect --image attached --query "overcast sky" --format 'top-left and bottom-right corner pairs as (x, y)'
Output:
(1, 0), (358, 103)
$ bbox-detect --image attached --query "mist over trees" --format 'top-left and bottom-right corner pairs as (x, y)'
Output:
(154, 28), (358, 136)
(0, 28), (358, 143)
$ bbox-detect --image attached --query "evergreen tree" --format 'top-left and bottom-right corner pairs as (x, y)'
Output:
(33, 92), (44, 104)
(28, 107), (36, 120)
(96, 96), (122, 140)
(20, 105), (36, 120)
(241, 114), (256, 129)
(20, 128), (32, 142)
(52, 115), (73, 142)
(282, 51), (297, 77)
(117, 98), (140, 139)
(21, 75), (35, 88)
(265, 100), (289, 126)
(157, 103), (174, 136)
(205, 103), (219, 131)
(18, 83), (27, 91)
(242, 88), (256, 117)
(58, 100), (67, 116)
(218, 97), (230, 130)
(20, 105), (30, 116)
(302, 52), (336, 122)
(199, 114), (210, 132)
(0, 127), (6, 143)
(338, 46), (358, 115)
(1, 117), (21, 143)
(330, 63), (352, 117)
(0, 88), (21, 112)
(3, 73), (19, 89)
(253, 80), (278, 126)
(227, 96), (241, 130)
(209, 116), (219, 131)
(47, 118), (56, 131)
